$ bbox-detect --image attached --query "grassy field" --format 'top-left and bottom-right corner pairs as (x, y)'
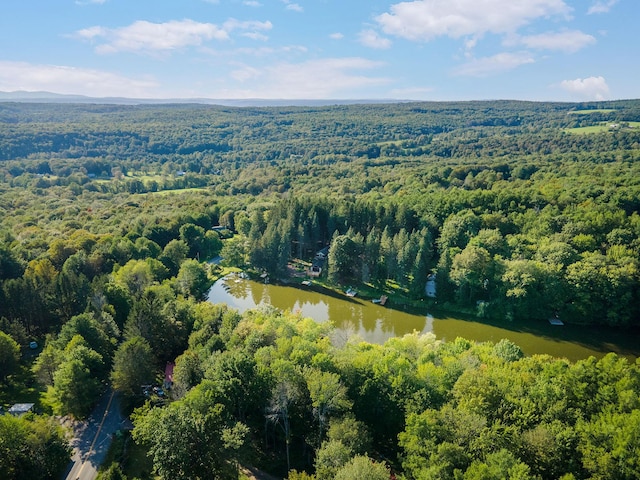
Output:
(139, 187), (210, 196)
(565, 121), (640, 135)
(568, 108), (617, 115)
(565, 125), (611, 134)
(0, 349), (42, 413)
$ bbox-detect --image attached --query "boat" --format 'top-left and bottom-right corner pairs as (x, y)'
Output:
(372, 295), (388, 306)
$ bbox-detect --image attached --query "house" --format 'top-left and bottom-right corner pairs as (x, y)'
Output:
(426, 273), (437, 298)
(8, 403), (35, 417)
(163, 362), (175, 391)
(308, 265), (322, 277)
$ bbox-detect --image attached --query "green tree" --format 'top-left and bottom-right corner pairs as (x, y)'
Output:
(220, 235), (247, 268)
(577, 409), (640, 479)
(266, 373), (301, 472)
(327, 415), (372, 455)
(463, 449), (534, 480)
(55, 312), (115, 368)
(305, 368), (352, 442)
(334, 455), (390, 480)
(124, 284), (185, 362)
(179, 223), (207, 259)
(112, 259), (168, 299)
(328, 234), (362, 283)
(46, 335), (105, 418)
(0, 330), (20, 382)
(99, 464), (127, 480)
(314, 439), (352, 479)
(175, 259), (211, 300)
(32, 341), (63, 386)
(501, 259), (563, 319)
(172, 349), (204, 398)
(111, 336), (155, 397)
(0, 414), (71, 480)
(132, 390), (246, 480)
(159, 239), (189, 276)
(450, 244), (492, 302)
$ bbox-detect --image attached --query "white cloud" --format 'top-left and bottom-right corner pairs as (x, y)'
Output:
(76, 0), (107, 5)
(223, 19), (273, 33)
(515, 30), (596, 53)
(230, 64), (262, 82)
(588, 0), (618, 14)
(242, 32), (269, 41)
(329, 33), (344, 40)
(376, 0), (571, 42)
(453, 52), (535, 77)
(221, 57), (390, 99)
(358, 29), (392, 49)
(75, 18), (272, 55)
(243, 0), (262, 6)
(282, 0), (303, 12)
(559, 76), (609, 100)
(0, 61), (158, 97)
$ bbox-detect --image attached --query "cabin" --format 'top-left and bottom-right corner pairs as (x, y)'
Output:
(309, 265), (322, 277)
(163, 362), (175, 391)
(426, 273), (437, 298)
(8, 403), (35, 417)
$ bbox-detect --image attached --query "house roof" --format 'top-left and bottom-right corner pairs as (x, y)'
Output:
(165, 362), (175, 384)
(8, 403), (35, 416)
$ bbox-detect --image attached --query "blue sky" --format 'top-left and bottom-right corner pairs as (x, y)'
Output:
(0, 0), (636, 101)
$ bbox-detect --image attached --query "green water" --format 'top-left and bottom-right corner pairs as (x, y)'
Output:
(207, 276), (639, 362)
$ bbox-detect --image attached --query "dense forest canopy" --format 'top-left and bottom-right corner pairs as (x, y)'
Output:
(1, 99), (639, 479)
(1, 99), (639, 326)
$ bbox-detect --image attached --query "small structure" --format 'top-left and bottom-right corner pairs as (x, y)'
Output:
(301, 280), (312, 286)
(426, 273), (437, 298)
(163, 362), (175, 391)
(345, 288), (357, 297)
(372, 295), (388, 306)
(548, 317), (564, 326)
(8, 403), (35, 417)
(309, 265), (322, 277)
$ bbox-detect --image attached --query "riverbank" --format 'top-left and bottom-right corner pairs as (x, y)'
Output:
(207, 275), (640, 361)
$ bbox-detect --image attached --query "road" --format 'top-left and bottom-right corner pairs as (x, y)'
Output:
(61, 389), (130, 480)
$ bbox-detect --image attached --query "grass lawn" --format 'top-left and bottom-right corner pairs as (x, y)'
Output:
(138, 187), (210, 196)
(565, 125), (610, 134)
(0, 350), (43, 412)
(566, 121), (640, 135)
(568, 109), (616, 115)
(97, 430), (156, 480)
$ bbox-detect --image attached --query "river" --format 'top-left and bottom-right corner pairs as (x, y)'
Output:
(207, 275), (639, 362)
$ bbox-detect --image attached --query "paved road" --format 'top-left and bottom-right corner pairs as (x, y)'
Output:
(61, 389), (130, 480)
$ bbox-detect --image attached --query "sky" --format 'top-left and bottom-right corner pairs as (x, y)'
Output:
(0, 0), (636, 101)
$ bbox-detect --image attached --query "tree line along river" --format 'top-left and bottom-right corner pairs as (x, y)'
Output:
(207, 276), (639, 362)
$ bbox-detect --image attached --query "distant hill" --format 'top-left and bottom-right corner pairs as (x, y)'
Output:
(0, 90), (406, 107)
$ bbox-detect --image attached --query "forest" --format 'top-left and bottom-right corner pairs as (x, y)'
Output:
(0, 99), (639, 479)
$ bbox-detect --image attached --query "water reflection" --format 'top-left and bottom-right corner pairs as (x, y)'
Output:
(207, 276), (638, 361)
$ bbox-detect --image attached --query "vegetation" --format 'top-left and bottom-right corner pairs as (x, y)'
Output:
(0, 99), (639, 479)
